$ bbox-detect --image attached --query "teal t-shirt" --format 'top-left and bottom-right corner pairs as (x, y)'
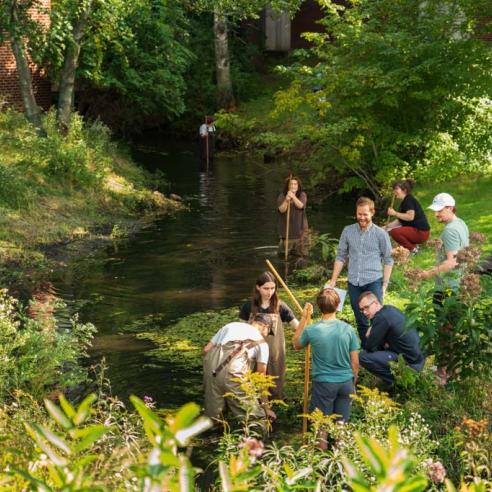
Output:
(436, 217), (469, 289)
(299, 319), (360, 383)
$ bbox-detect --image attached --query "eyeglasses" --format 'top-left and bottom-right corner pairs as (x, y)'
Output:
(359, 300), (375, 313)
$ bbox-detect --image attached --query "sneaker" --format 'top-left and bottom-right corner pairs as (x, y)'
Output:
(411, 246), (419, 255)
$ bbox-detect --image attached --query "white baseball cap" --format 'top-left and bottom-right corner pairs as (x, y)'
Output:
(428, 193), (456, 211)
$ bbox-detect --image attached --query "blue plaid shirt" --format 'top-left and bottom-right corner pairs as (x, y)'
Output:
(335, 223), (393, 286)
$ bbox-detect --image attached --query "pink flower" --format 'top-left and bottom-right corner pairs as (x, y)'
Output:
(424, 459), (446, 484)
(239, 437), (264, 462)
(143, 395), (155, 408)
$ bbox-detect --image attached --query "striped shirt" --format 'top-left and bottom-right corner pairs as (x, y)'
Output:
(335, 222), (393, 286)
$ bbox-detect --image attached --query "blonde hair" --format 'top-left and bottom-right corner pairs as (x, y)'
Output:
(356, 196), (375, 213)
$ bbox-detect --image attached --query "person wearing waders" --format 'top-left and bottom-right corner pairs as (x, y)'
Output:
(199, 116), (216, 163)
(239, 272), (299, 401)
(277, 176), (309, 258)
(203, 313), (277, 427)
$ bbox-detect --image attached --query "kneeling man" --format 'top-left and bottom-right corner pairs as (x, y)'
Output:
(358, 292), (425, 386)
(203, 313), (276, 425)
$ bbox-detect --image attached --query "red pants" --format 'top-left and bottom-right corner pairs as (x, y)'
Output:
(390, 227), (430, 250)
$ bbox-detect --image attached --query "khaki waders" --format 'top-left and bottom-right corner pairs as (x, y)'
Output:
(249, 313), (285, 400)
(203, 340), (266, 422)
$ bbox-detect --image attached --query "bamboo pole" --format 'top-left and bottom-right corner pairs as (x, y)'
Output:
(284, 175), (292, 261)
(266, 259), (311, 435)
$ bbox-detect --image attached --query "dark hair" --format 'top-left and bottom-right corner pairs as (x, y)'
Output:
(392, 179), (415, 194)
(282, 176), (303, 198)
(206, 116), (215, 124)
(317, 288), (340, 314)
(356, 196), (375, 213)
(252, 313), (273, 329)
(251, 272), (279, 315)
(358, 291), (378, 305)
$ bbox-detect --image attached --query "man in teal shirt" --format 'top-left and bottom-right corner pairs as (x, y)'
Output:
(293, 288), (359, 448)
(419, 192), (469, 384)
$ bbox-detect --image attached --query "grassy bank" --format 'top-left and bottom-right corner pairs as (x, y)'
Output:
(0, 109), (183, 288)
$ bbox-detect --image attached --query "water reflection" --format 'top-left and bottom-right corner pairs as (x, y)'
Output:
(53, 135), (351, 406)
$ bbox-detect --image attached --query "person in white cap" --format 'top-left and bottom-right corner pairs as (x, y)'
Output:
(419, 193), (469, 284)
(419, 192), (469, 384)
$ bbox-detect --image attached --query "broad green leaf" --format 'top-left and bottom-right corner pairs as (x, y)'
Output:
(31, 423), (71, 455)
(73, 425), (110, 453)
(58, 394), (76, 419)
(174, 416), (212, 446)
(172, 402), (200, 432)
(73, 393), (97, 425)
(25, 423), (68, 467)
(44, 399), (72, 431)
(130, 395), (162, 439)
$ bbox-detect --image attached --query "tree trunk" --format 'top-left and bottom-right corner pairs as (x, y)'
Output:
(9, 1), (43, 130)
(56, 0), (93, 132)
(213, 9), (235, 111)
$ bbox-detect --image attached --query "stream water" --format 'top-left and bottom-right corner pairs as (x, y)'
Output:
(53, 134), (353, 408)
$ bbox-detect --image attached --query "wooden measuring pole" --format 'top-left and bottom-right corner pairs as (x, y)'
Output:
(266, 259), (311, 435)
(284, 175), (292, 261)
(205, 116), (209, 172)
(386, 192), (396, 227)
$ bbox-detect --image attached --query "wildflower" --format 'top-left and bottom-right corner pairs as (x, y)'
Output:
(427, 238), (443, 251)
(239, 437), (264, 462)
(470, 232), (486, 244)
(456, 246), (482, 267)
(460, 273), (481, 300)
(391, 246), (411, 266)
(143, 395), (155, 409)
(424, 459), (446, 483)
(404, 267), (423, 289)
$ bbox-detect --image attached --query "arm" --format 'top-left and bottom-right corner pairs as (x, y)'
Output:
(419, 250), (458, 280)
(293, 303), (313, 350)
(365, 314), (388, 352)
(388, 208), (415, 222)
(382, 263), (393, 295)
(203, 342), (215, 353)
(350, 351), (359, 385)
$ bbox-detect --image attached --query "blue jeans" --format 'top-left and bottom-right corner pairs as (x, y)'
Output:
(360, 350), (426, 384)
(348, 279), (383, 348)
(309, 379), (355, 422)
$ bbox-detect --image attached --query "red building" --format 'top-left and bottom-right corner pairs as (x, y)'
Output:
(0, 0), (51, 111)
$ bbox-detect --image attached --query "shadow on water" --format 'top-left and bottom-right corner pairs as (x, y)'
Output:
(52, 134), (352, 409)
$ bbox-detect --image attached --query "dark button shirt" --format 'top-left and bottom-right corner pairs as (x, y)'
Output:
(366, 305), (424, 364)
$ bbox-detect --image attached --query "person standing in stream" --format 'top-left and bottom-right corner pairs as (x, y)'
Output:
(240, 271), (299, 400)
(277, 176), (309, 258)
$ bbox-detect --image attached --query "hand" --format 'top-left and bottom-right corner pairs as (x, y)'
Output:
(266, 408), (277, 421)
(387, 207), (396, 217)
(418, 270), (432, 280)
(302, 302), (314, 319)
(382, 282), (389, 296)
(324, 280), (335, 289)
(286, 190), (296, 201)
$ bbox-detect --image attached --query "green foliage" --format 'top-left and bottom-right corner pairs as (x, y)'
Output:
(9, 394), (111, 491)
(129, 397), (212, 491)
(274, 0), (492, 195)
(343, 425), (428, 491)
(0, 289), (95, 403)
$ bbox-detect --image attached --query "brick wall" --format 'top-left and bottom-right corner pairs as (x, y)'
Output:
(0, 0), (52, 111)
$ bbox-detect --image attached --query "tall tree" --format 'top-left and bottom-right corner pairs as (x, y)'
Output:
(0, 0), (44, 130)
(275, 0), (492, 195)
(194, 0), (302, 110)
(55, 0), (94, 132)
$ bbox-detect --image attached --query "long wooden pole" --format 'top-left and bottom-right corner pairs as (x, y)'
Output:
(284, 175), (292, 261)
(386, 192), (396, 226)
(205, 116), (209, 172)
(266, 259), (311, 434)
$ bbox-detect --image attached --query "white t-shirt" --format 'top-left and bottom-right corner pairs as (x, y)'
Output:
(200, 123), (216, 137)
(210, 322), (269, 365)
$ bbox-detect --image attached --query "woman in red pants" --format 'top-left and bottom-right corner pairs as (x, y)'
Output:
(386, 179), (430, 252)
